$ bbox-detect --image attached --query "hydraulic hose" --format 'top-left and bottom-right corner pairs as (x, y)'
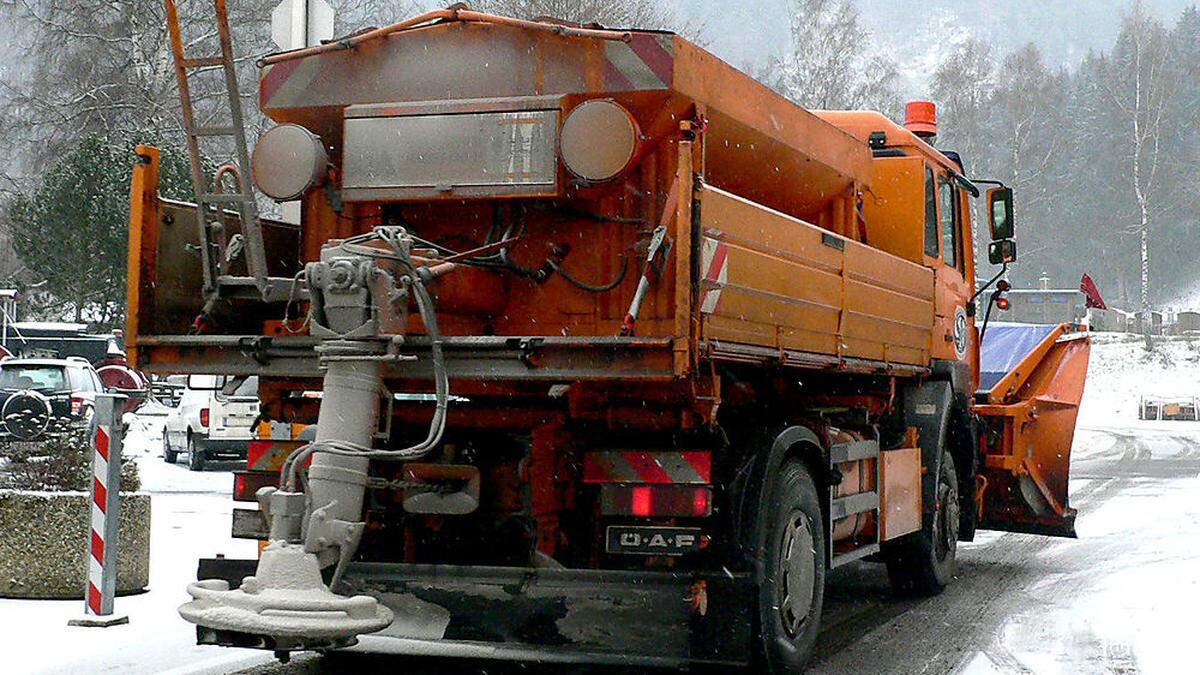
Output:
(548, 255), (630, 292)
(280, 231), (450, 491)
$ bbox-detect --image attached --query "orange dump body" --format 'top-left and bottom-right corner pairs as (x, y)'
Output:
(236, 20), (934, 375)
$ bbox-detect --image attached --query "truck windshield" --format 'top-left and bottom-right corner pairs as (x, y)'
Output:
(0, 365), (68, 392)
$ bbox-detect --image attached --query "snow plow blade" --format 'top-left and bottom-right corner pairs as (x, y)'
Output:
(974, 324), (1091, 538)
(196, 558), (754, 667)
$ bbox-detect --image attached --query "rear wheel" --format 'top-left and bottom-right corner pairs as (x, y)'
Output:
(187, 434), (206, 471)
(883, 451), (959, 596)
(758, 460), (826, 672)
(162, 429), (178, 464)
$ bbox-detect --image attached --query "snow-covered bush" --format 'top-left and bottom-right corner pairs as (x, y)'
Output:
(0, 436), (139, 492)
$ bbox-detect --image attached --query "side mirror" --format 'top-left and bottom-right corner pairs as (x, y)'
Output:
(989, 239), (1017, 265)
(987, 187), (1014, 240)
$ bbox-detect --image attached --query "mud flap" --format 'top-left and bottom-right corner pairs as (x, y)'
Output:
(974, 324), (1091, 538)
(902, 380), (952, 533)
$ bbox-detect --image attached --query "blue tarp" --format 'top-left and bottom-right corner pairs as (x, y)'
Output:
(978, 322), (1058, 391)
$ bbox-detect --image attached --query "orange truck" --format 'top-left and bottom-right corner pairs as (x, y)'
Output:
(127, 6), (1090, 670)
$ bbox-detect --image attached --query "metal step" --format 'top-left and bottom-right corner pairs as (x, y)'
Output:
(192, 126), (238, 137)
(831, 542), (881, 568)
(828, 437), (883, 570)
(830, 440), (879, 463)
(182, 56), (224, 68)
(200, 193), (252, 204)
(831, 491), (879, 520)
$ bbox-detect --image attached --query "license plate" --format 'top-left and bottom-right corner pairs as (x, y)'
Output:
(605, 526), (702, 556)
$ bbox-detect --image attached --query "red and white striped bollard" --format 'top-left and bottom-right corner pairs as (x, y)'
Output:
(69, 393), (129, 628)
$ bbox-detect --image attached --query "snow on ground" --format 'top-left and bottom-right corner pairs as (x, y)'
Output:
(1077, 332), (1200, 425)
(1072, 332), (1200, 460)
(6, 414), (270, 675)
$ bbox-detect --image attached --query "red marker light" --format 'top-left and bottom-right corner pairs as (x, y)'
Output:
(692, 487), (710, 516)
(631, 486), (652, 516)
(997, 297), (1010, 310)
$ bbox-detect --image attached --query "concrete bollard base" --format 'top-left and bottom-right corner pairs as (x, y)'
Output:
(68, 614), (130, 628)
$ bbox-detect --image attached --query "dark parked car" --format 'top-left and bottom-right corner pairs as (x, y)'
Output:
(0, 357), (105, 443)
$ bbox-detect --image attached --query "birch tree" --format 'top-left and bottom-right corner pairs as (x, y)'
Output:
(1104, 6), (1173, 312)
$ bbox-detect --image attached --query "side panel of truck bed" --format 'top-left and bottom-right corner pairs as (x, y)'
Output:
(697, 185), (934, 368)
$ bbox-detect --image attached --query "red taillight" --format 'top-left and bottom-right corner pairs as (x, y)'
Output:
(997, 297), (1010, 311)
(70, 396), (83, 416)
(233, 471), (277, 502)
(200, 408), (210, 427)
(601, 485), (713, 517)
(631, 486), (652, 516)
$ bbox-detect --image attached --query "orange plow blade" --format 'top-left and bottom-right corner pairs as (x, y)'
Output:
(973, 324), (1091, 537)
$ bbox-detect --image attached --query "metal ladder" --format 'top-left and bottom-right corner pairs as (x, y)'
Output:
(165, 0), (272, 303)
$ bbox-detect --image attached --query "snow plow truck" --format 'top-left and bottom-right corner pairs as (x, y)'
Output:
(124, 4), (1091, 670)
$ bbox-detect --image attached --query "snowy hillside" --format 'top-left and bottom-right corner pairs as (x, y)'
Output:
(683, 0), (1196, 80)
(1077, 333), (1200, 427)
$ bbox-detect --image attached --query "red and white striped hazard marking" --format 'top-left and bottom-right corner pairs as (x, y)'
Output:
(699, 237), (729, 314)
(87, 426), (111, 615)
(584, 451), (712, 485)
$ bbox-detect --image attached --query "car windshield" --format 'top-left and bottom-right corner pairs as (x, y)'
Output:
(0, 365), (68, 391)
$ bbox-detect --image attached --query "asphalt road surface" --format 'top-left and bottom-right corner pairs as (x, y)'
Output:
(236, 425), (1199, 674)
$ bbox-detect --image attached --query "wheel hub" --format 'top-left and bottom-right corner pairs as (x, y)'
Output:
(778, 512), (816, 637)
(935, 480), (960, 562)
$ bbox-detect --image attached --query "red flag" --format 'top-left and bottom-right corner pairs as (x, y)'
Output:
(1080, 274), (1108, 310)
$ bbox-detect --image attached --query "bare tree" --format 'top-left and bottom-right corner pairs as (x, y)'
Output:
(930, 38), (995, 172)
(930, 38), (996, 266)
(0, 0), (415, 184)
(0, 0), (415, 321)
(763, 0), (900, 114)
(466, 0), (697, 37)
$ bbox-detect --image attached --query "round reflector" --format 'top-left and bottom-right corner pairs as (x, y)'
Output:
(251, 124), (328, 201)
(560, 100), (640, 182)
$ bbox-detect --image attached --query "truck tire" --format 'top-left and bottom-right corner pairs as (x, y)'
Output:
(883, 451), (959, 596)
(758, 460), (826, 673)
(187, 434), (206, 471)
(163, 429), (178, 464)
